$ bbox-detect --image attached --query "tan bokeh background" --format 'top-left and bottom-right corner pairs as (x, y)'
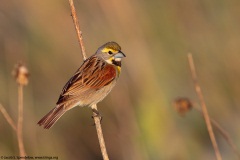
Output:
(0, 0), (240, 159)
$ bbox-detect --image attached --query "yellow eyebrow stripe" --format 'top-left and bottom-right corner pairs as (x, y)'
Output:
(101, 48), (117, 53)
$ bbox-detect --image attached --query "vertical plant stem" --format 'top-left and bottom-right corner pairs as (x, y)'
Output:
(17, 85), (26, 157)
(68, 0), (109, 159)
(92, 104), (109, 160)
(188, 53), (222, 160)
(68, 0), (87, 60)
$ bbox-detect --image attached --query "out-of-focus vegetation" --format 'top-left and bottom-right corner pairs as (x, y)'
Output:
(0, 0), (240, 159)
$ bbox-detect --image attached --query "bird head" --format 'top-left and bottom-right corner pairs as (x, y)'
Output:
(96, 42), (126, 67)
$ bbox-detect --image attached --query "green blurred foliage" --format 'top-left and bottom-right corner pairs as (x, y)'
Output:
(0, 0), (240, 159)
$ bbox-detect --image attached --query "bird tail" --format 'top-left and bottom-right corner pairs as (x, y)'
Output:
(38, 104), (66, 129)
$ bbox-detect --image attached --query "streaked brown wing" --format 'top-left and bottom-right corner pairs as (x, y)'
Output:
(60, 56), (97, 94)
(56, 56), (116, 105)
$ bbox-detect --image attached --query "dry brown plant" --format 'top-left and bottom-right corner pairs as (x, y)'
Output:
(68, 0), (109, 159)
(0, 62), (29, 157)
(188, 53), (222, 160)
(174, 97), (240, 160)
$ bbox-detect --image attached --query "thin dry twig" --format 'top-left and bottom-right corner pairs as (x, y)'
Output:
(68, 0), (87, 60)
(211, 120), (240, 159)
(17, 85), (26, 157)
(0, 104), (17, 131)
(92, 104), (109, 160)
(194, 106), (240, 159)
(0, 63), (28, 156)
(174, 98), (240, 159)
(13, 62), (28, 156)
(68, 1), (109, 160)
(188, 53), (222, 160)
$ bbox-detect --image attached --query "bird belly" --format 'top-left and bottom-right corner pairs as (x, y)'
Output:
(81, 79), (117, 107)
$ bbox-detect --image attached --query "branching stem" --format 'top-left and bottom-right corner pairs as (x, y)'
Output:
(188, 53), (222, 160)
(0, 104), (17, 131)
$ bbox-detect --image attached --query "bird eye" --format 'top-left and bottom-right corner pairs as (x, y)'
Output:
(108, 51), (113, 55)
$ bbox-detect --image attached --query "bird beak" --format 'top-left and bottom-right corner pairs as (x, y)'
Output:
(114, 51), (126, 59)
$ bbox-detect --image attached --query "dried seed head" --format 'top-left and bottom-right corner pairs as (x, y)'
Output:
(12, 62), (29, 86)
(173, 97), (192, 116)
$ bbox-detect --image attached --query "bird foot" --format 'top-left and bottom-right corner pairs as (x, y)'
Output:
(91, 109), (103, 125)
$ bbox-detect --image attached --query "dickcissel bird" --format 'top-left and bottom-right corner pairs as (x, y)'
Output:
(38, 42), (126, 129)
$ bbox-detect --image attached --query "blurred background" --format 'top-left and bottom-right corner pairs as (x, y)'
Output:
(0, 0), (240, 159)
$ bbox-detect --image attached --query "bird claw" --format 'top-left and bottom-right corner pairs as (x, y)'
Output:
(91, 109), (103, 126)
